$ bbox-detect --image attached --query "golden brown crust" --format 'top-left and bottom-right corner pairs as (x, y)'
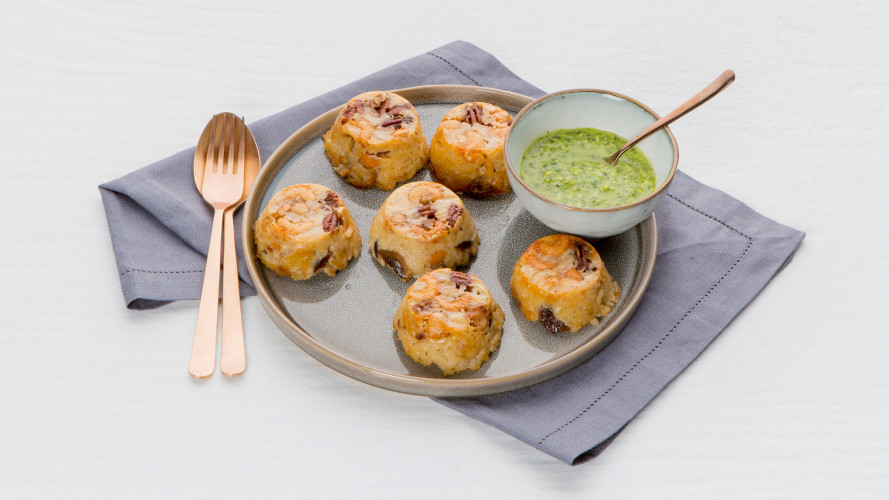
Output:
(428, 102), (513, 197)
(394, 269), (504, 375)
(322, 91), (428, 190)
(254, 184), (361, 280)
(510, 234), (620, 332)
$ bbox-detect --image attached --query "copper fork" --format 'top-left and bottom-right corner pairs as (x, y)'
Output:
(189, 113), (247, 378)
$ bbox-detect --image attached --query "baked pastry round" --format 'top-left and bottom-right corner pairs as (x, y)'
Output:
(428, 102), (512, 197)
(394, 269), (504, 376)
(510, 234), (620, 333)
(322, 91), (428, 190)
(254, 184), (361, 280)
(369, 181), (479, 281)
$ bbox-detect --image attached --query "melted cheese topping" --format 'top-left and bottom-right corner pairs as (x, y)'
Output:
(406, 269), (491, 339)
(262, 184), (350, 239)
(340, 91), (419, 143)
(383, 182), (464, 239)
(438, 102), (511, 153)
(517, 234), (602, 293)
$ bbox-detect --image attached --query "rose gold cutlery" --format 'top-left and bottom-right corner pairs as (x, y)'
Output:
(189, 113), (259, 378)
(605, 70), (735, 165)
(221, 120), (260, 377)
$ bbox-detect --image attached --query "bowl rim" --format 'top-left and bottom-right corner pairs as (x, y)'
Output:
(504, 88), (680, 213)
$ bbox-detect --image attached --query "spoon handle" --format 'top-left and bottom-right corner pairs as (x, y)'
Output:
(608, 69), (735, 164)
(220, 207), (246, 377)
(189, 207), (224, 378)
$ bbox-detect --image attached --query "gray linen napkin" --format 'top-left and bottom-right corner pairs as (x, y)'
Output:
(439, 170), (804, 463)
(99, 40), (804, 464)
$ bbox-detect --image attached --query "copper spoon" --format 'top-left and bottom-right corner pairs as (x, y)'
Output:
(605, 69), (735, 165)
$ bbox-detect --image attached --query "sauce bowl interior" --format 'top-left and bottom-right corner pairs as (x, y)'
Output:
(505, 89), (678, 210)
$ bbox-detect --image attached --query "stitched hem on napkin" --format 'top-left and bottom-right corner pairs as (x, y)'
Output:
(436, 171), (805, 465)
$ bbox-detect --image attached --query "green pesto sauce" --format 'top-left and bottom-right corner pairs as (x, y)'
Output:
(520, 127), (657, 209)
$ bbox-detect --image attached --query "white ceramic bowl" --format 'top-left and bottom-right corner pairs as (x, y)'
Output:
(504, 89), (678, 238)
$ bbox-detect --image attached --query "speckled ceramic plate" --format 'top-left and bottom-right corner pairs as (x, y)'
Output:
(242, 85), (656, 397)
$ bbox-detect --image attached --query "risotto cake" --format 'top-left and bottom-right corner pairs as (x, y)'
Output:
(428, 102), (512, 197)
(394, 269), (504, 376)
(369, 181), (479, 281)
(510, 234), (620, 333)
(322, 91), (428, 190)
(254, 184), (361, 280)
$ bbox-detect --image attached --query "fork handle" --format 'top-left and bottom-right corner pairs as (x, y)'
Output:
(189, 207), (224, 378)
(220, 208), (246, 377)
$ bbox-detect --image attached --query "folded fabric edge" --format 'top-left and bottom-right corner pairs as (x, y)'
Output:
(99, 186), (255, 310)
(427, 41), (546, 97)
(101, 174), (258, 288)
(436, 187), (805, 465)
(545, 198), (805, 464)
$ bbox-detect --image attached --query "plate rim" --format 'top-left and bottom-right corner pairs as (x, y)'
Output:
(242, 84), (658, 397)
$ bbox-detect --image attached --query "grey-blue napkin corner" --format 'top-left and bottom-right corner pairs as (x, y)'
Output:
(98, 40), (804, 464)
(438, 170), (804, 463)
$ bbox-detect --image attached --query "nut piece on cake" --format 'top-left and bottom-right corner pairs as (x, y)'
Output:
(323, 91), (428, 190)
(394, 268), (504, 376)
(511, 234), (620, 333)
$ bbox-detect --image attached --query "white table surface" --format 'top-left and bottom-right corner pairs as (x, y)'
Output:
(3, 1), (888, 497)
